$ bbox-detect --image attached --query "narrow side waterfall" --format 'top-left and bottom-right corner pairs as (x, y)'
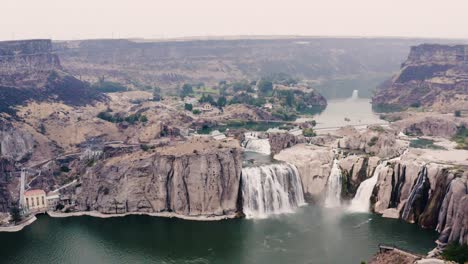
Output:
(241, 163), (306, 219)
(401, 166), (429, 221)
(324, 159), (342, 208)
(348, 162), (388, 212)
(349, 90), (359, 100)
(242, 132), (271, 155)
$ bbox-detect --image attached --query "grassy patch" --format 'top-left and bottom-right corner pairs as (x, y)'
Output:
(194, 87), (219, 96)
(442, 242), (468, 264)
(452, 126), (468, 150)
(409, 138), (446, 150)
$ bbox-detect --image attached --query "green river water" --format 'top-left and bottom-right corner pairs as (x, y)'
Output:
(0, 206), (437, 264)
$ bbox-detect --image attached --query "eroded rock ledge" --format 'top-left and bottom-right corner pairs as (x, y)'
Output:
(73, 139), (243, 219)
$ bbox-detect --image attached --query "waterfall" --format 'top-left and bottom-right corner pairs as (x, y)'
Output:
(241, 163), (306, 218)
(324, 159), (342, 208)
(401, 166), (429, 221)
(348, 162), (388, 212)
(242, 132), (271, 155)
(349, 90), (359, 100)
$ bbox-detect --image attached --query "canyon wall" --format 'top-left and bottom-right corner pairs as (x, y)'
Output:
(73, 141), (243, 219)
(55, 38), (461, 98)
(373, 44), (468, 112)
(0, 39), (103, 115)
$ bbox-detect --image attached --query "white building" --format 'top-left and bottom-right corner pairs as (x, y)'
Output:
(46, 192), (60, 210)
(23, 189), (47, 212)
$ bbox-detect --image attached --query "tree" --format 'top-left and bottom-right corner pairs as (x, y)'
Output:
(139, 115), (148, 123)
(303, 128), (316, 137)
(454, 110), (461, 117)
(184, 103), (193, 111)
(285, 90), (295, 107)
(441, 242), (468, 264)
(258, 79), (273, 94)
(9, 203), (22, 224)
(152, 87), (162, 101)
(217, 96), (227, 108)
(180, 84), (193, 98)
(199, 94), (215, 105)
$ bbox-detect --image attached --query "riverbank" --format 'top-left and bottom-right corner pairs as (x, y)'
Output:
(47, 210), (239, 221)
(0, 216), (37, 232)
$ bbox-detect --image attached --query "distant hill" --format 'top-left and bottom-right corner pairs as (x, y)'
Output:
(372, 44), (468, 112)
(54, 37), (466, 99)
(0, 39), (104, 115)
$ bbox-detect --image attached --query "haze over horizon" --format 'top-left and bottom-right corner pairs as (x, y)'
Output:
(1, 0), (468, 41)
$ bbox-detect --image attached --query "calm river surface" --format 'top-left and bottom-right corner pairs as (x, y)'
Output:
(297, 98), (387, 129)
(0, 206), (437, 264)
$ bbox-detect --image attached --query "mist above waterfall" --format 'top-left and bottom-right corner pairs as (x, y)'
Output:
(241, 163), (305, 219)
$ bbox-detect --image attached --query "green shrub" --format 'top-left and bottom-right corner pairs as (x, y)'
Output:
(367, 136), (379, 147)
(303, 128), (316, 137)
(184, 103), (193, 111)
(139, 115), (148, 123)
(192, 109), (201, 115)
(452, 125), (468, 150)
(454, 110), (461, 117)
(441, 242), (468, 264)
(60, 166), (71, 173)
(140, 144), (150, 151)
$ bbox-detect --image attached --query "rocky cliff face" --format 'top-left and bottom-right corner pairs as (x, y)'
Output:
(0, 39), (103, 115)
(55, 38), (460, 98)
(0, 39), (61, 86)
(268, 133), (307, 155)
(274, 144), (334, 202)
(336, 125), (407, 158)
(74, 140), (242, 218)
(369, 155), (467, 245)
(0, 119), (35, 162)
(372, 44), (468, 112)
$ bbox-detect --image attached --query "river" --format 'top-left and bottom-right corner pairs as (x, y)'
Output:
(0, 206), (437, 264)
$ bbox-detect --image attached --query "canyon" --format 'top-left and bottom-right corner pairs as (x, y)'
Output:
(0, 38), (467, 263)
(373, 44), (468, 112)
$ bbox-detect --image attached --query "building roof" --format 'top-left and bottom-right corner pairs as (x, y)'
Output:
(24, 189), (46, 196)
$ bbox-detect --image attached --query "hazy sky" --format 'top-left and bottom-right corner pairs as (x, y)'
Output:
(2, 0), (468, 40)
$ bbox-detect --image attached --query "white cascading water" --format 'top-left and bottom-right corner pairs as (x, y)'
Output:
(324, 159), (342, 208)
(242, 132), (271, 155)
(348, 161), (388, 212)
(241, 163), (306, 219)
(349, 90), (359, 100)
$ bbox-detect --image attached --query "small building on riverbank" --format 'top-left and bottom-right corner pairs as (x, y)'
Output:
(46, 192), (60, 211)
(24, 189), (47, 212)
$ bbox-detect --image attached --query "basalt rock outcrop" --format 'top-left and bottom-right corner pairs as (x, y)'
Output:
(275, 144), (334, 202)
(369, 154), (468, 245)
(74, 140), (243, 218)
(0, 39), (103, 115)
(0, 119), (35, 162)
(268, 133), (307, 155)
(338, 155), (380, 198)
(336, 125), (407, 158)
(372, 44), (468, 112)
